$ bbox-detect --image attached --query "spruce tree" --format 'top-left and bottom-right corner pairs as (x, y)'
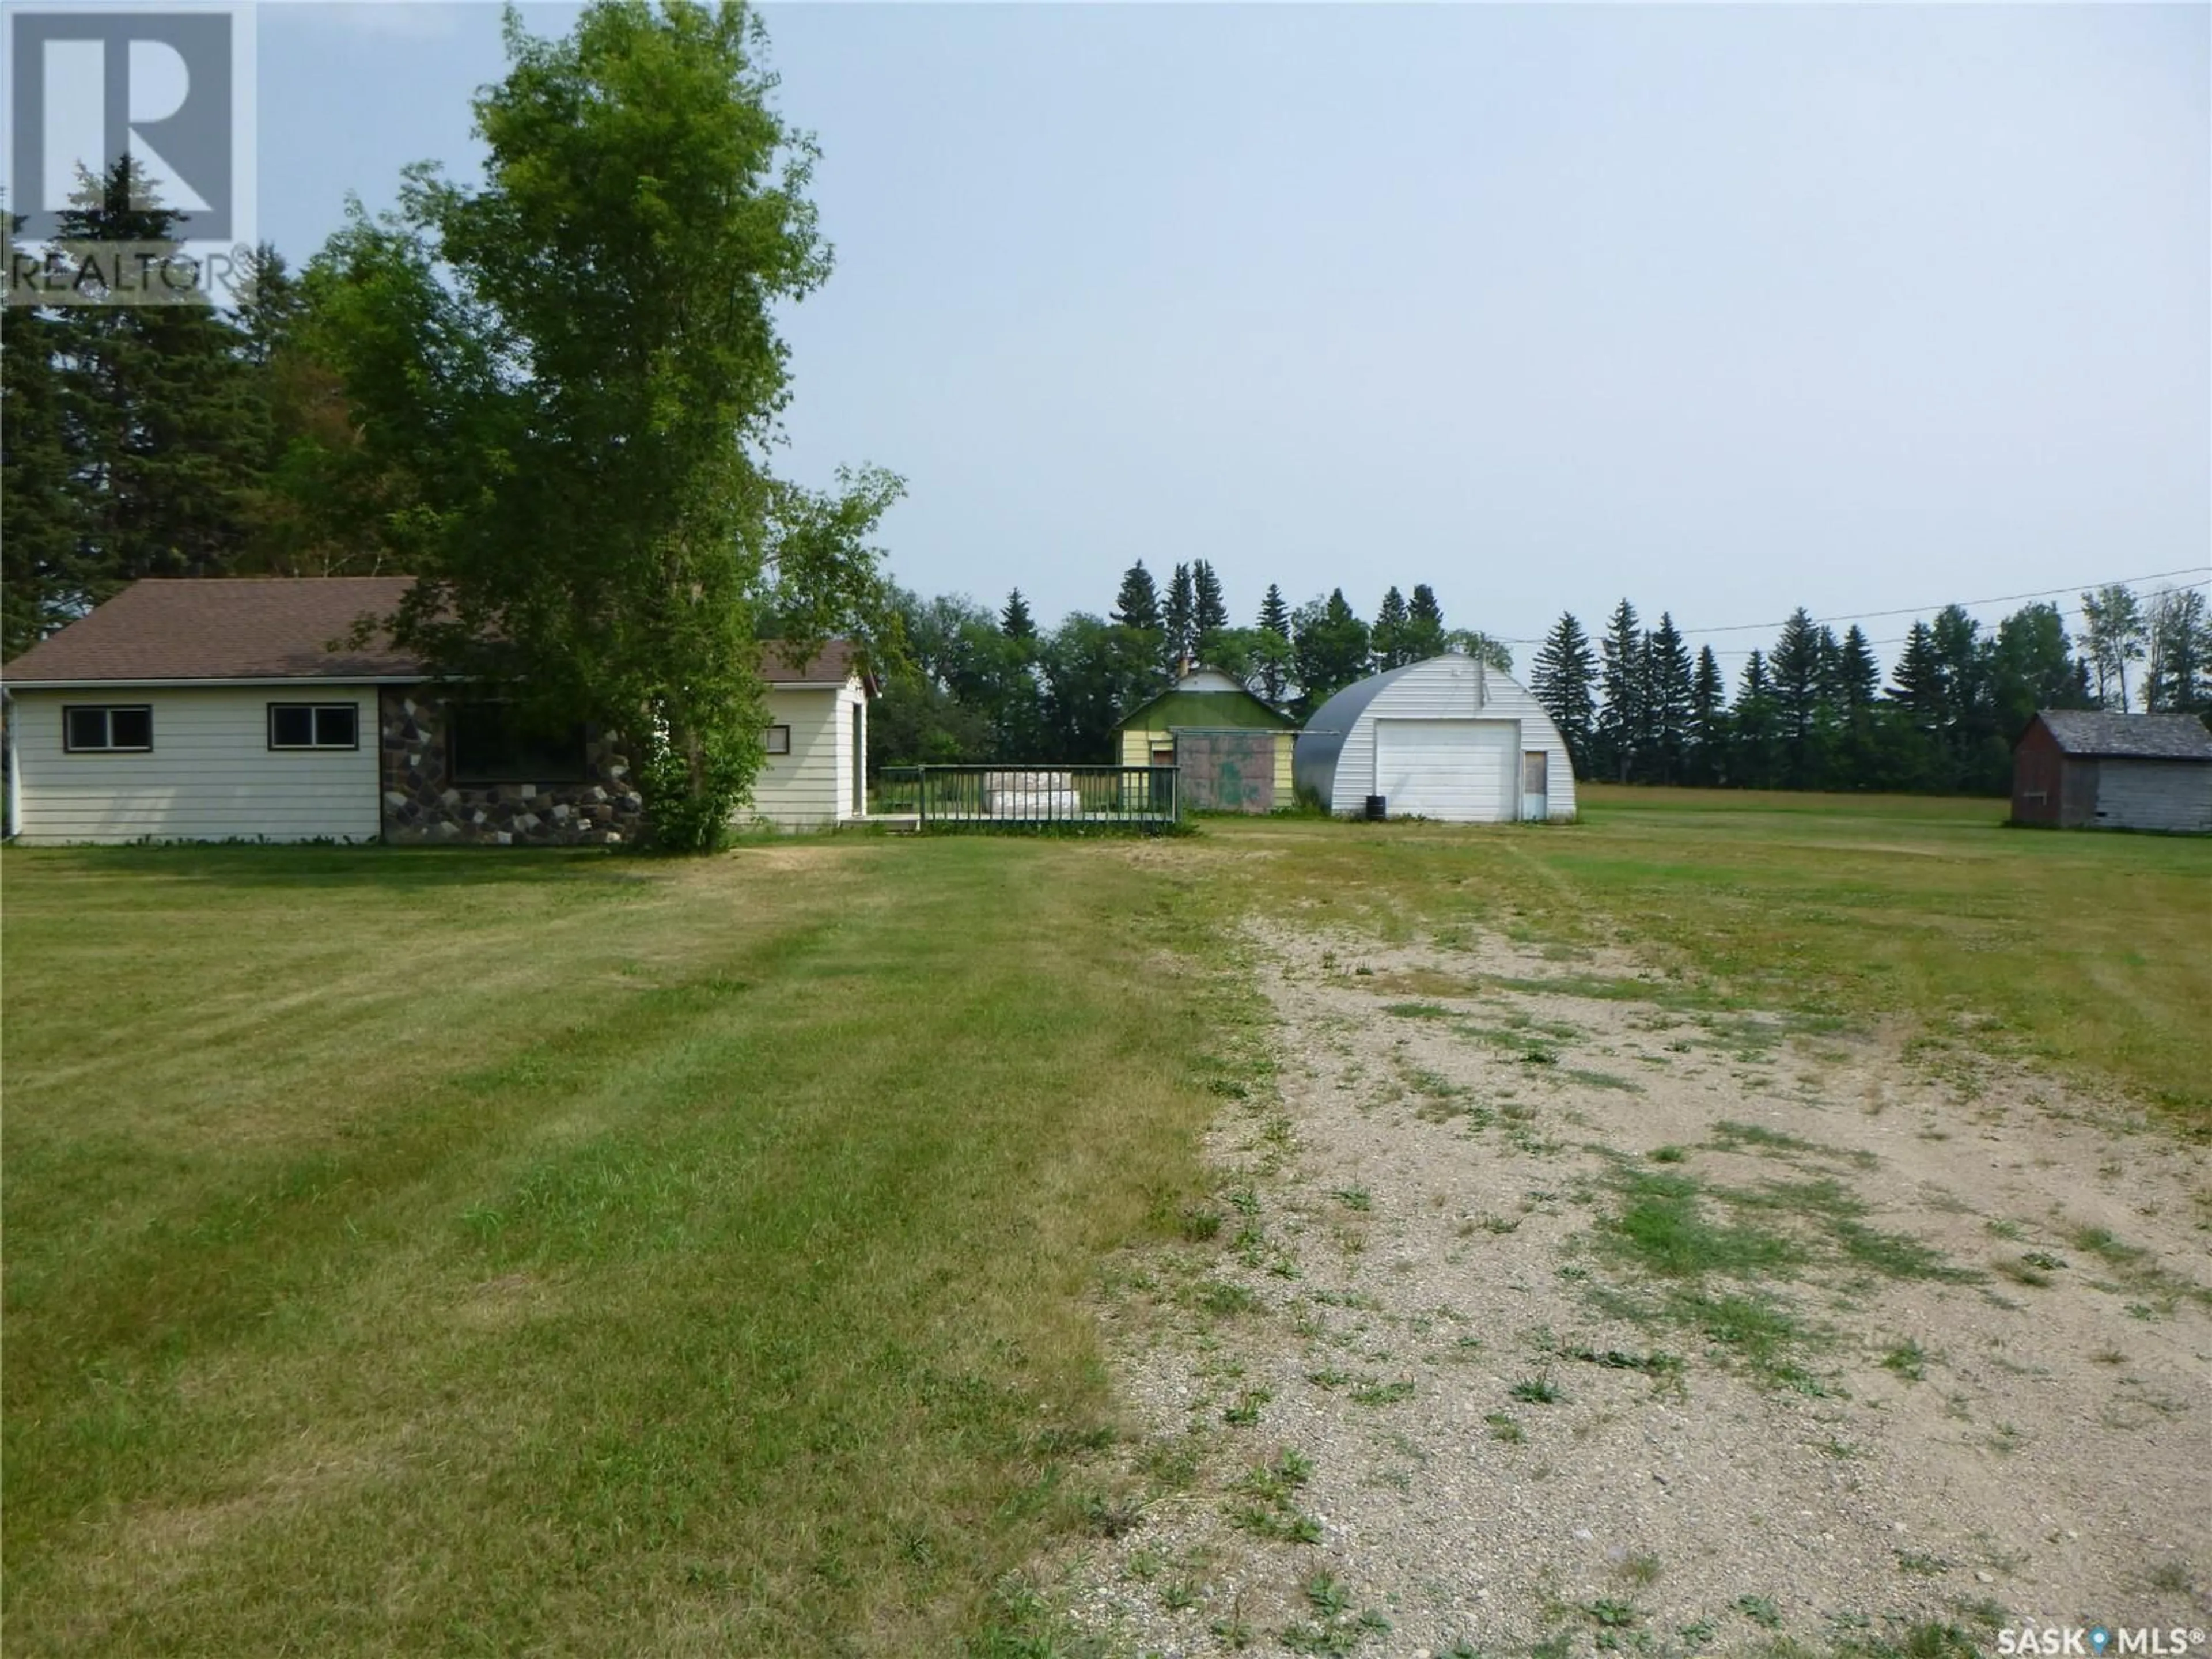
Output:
(1768, 608), (1827, 787)
(1192, 559), (1229, 637)
(1404, 583), (1446, 661)
(1254, 584), (1292, 703)
(1001, 588), (1036, 639)
(1529, 612), (1597, 776)
(1111, 562), (1162, 632)
(1733, 650), (1781, 789)
(1835, 626), (1880, 709)
(1687, 646), (1726, 785)
(1373, 586), (1410, 669)
(1642, 613), (1694, 784)
(43, 158), (266, 599)
(0, 289), (85, 654)
(1291, 589), (1370, 714)
(1596, 599), (1643, 783)
(1162, 561), (1196, 669)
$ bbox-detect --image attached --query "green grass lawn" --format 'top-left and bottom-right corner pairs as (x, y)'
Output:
(1, 838), (1238, 1656)
(3, 793), (2205, 1654)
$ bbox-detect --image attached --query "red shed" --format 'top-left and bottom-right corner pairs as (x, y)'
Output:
(2012, 711), (2212, 834)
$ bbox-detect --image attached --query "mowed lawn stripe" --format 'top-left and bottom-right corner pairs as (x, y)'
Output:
(2, 839), (1222, 1656)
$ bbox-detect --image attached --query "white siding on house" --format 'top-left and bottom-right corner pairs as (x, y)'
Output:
(7, 685), (380, 843)
(744, 681), (867, 829)
(2093, 760), (2212, 835)
(1322, 657), (1577, 821)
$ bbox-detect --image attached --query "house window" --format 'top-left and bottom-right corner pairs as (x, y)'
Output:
(1152, 745), (1176, 767)
(267, 703), (359, 751)
(449, 702), (589, 784)
(63, 705), (152, 752)
(764, 724), (791, 756)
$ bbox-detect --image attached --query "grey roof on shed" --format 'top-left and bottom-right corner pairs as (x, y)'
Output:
(1293, 660), (1426, 802)
(2032, 711), (2212, 762)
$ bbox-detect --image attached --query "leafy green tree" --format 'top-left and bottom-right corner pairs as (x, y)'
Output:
(1595, 599), (1643, 782)
(313, 2), (899, 851)
(2144, 588), (2209, 717)
(1291, 589), (1370, 714)
(1529, 612), (1597, 775)
(1207, 626), (1294, 710)
(2080, 584), (2146, 711)
(1039, 612), (1157, 761)
(1372, 586), (1411, 669)
(1000, 588), (1035, 639)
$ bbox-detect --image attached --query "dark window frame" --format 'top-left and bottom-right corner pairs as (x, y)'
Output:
(447, 700), (591, 786)
(62, 704), (153, 753)
(267, 702), (361, 752)
(764, 724), (791, 756)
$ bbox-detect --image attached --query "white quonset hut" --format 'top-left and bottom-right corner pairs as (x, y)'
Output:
(1295, 653), (1577, 822)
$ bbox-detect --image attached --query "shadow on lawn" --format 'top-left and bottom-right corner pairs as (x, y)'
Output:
(3, 842), (662, 891)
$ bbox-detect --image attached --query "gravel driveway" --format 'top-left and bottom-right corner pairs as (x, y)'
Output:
(1050, 922), (2211, 1659)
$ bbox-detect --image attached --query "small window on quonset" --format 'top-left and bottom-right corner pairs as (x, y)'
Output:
(268, 703), (360, 750)
(63, 705), (153, 752)
(450, 703), (589, 785)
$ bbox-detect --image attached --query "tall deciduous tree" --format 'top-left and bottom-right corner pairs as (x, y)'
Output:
(2080, 584), (2146, 711)
(2143, 588), (2208, 717)
(1529, 611), (1597, 775)
(315, 2), (899, 850)
(1291, 589), (1370, 714)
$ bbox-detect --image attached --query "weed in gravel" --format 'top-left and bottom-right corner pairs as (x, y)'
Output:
(1585, 1597), (1642, 1629)
(1332, 1187), (1373, 1213)
(1984, 1217), (2027, 1241)
(1484, 1412), (1525, 1443)
(1566, 1068), (1644, 1093)
(1221, 1389), (1271, 1426)
(1604, 1168), (1806, 1279)
(1993, 1255), (2053, 1289)
(1351, 1379), (1416, 1406)
(1509, 1376), (1566, 1404)
(1213, 1605), (1256, 1648)
(1736, 1594), (1783, 1628)
(1181, 1207), (1224, 1242)
(1531, 1629), (1576, 1659)
(1160, 1578), (1198, 1612)
(1895, 1549), (1950, 1576)
(1080, 1491), (1145, 1537)
(2147, 1562), (2194, 1594)
(1881, 1339), (1927, 1382)
(1650, 1145), (1689, 1164)
(1677, 1618), (1718, 1647)
(1198, 1279), (1260, 1315)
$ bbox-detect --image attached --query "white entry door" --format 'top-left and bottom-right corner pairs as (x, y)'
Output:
(1372, 719), (1519, 821)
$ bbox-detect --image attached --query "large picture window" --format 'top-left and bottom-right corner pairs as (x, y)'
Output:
(449, 702), (589, 785)
(268, 703), (359, 751)
(63, 705), (152, 752)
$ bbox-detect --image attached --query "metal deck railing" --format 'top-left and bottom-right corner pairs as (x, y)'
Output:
(874, 766), (1180, 831)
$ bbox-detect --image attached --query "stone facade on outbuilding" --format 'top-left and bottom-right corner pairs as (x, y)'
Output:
(377, 688), (645, 847)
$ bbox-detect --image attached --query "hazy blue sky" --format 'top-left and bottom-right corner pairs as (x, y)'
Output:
(259, 2), (2209, 671)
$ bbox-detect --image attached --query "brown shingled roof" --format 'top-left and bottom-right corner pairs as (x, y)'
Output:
(2, 577), (420, 684)
(2, 578), (875, 694)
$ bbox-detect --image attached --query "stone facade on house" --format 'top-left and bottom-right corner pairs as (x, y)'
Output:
(377, 688), (647, 846)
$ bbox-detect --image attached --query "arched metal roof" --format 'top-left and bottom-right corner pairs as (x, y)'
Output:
(1292, 659), (1425, 804)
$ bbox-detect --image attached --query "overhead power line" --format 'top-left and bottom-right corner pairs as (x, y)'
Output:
(1497, 563), (2210, 647)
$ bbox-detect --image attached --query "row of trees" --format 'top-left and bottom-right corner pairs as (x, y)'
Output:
(4, 4), (900, 848)
(1527, 584), (2209, 797)
(872, 570), (1509, 768)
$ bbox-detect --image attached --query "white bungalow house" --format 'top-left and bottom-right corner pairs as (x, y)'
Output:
(0, 578), (874, 844)
(1294, 653), (1578, 822)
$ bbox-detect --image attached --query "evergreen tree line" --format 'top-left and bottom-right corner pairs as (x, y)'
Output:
(1527, 586), (2210, 799)
(870, 565), (1517, 771)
